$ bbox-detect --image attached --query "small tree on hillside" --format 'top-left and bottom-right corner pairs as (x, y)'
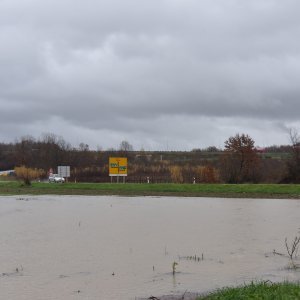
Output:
(220, 133), (261, 183)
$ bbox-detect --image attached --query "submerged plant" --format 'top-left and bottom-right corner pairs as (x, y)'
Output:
(285, 236), (300, 268)
(172, 261), (178, 275)
(179, 253), (204, 262)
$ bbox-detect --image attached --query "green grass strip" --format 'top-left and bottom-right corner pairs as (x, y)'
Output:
(1, 181), (300, 198)
(199, 281), (300, 300)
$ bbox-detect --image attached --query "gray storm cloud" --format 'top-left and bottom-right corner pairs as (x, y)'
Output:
(0, 0), (300, 149)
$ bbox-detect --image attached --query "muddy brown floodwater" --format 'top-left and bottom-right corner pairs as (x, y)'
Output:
(0, 195), (300, 299)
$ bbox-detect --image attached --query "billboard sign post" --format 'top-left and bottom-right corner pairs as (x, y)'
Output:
(58, 166), (71, 181)
(109, 157), (127, 183)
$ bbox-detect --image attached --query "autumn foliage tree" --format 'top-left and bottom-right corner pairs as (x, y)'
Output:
(200, 165), (219, 183)
(220, 133), (261, 183)
(191, 166), (219, 183)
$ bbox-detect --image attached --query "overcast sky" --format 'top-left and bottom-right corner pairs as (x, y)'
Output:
(1, 0), (300, 150)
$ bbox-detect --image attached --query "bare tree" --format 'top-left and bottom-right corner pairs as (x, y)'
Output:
(119, 140), (133, 152)
(284, 128), (300, 182)
(38, 133), (70, 170)
(14, 136), (36, 167)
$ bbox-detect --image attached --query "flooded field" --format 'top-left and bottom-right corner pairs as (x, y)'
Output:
(0, 195), (300, 299)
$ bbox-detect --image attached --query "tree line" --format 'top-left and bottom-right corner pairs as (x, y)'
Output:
(0, 131), (300, 184)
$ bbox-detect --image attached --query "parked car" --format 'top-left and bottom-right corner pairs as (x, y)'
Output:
(49, 174), (65, 183)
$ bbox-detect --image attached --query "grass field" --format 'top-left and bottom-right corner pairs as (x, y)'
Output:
(198, 281), (300, 299)
(1, 181), (300, 198)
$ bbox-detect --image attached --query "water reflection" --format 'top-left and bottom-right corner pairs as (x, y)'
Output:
(0, 195), (299, 299)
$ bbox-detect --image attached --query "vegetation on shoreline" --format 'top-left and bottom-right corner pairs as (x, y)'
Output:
(1, 131), (300, 185)
(198, 281), (300, 299)
(1, 181), (300, 198)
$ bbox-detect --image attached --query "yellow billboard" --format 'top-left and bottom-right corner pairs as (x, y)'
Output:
(109, 157), (128, 176)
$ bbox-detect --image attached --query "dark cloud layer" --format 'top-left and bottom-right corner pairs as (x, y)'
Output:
(1, 0), (300, 149)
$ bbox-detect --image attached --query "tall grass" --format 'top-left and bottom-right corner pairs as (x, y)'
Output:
(199, 281), (300, 299)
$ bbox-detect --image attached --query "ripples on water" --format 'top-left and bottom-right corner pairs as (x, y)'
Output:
(0, 195), (300, 299)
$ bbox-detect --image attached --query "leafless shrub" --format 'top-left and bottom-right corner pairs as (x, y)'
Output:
(15, 165), (45, 185)
(285, 236), (300, 268)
